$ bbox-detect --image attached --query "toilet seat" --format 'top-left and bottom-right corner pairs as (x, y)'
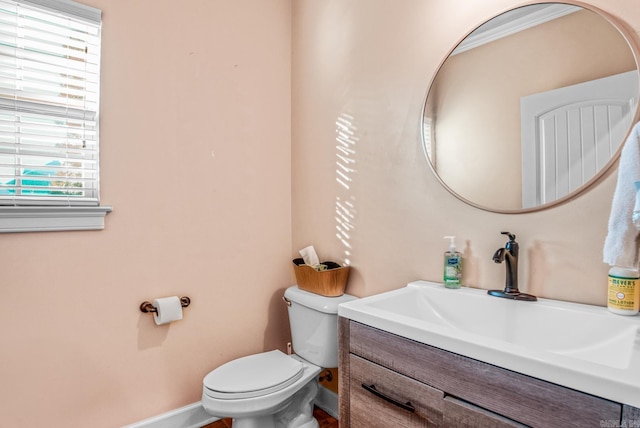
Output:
(203, 350), (304, 399)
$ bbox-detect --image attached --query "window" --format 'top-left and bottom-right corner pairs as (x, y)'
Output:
(0, 0), (110, 232)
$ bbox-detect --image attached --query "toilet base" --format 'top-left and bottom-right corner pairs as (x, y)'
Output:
(232, 416), (318, 428)
(233, 415), (276, 428)
(231, 381), (319, 428)
(233, 419), (318, 428)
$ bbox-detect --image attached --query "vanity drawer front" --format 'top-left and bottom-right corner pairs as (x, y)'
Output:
(349, 321), (621, 427)
(443, 396), (527, 428)
(349, 354), (444, 427)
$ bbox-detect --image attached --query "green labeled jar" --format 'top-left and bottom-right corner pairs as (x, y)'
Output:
(608, 266), (639, 316)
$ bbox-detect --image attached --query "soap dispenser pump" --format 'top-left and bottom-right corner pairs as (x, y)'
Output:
(443, 236), (462, 289)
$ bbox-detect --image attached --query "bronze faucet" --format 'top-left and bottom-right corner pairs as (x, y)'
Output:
(488, 232), (537, 301)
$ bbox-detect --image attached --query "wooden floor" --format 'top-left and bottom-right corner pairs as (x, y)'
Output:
(202, 406), (338, 428)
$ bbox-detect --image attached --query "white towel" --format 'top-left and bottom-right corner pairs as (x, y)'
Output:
(603, 121), (640, 268)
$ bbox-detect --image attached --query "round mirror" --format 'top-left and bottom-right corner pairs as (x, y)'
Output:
(422, 3), (640, 213)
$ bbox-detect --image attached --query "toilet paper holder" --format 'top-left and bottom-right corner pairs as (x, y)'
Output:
(139, 296), (191, 314)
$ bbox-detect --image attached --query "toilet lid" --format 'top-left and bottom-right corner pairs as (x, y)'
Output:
(203, 350), (304, 399)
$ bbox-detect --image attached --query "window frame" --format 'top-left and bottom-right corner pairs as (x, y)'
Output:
(0, 0), (109, 233)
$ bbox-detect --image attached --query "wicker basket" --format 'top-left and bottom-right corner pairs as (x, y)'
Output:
(292, 258), (350, 297)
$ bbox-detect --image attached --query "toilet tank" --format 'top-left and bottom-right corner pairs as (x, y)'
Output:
(284, 285), (357, 367)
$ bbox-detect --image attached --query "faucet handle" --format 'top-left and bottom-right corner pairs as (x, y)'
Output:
(501, 231), (516, 241)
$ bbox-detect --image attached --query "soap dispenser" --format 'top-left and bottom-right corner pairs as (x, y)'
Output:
(443, 236), (462, 288)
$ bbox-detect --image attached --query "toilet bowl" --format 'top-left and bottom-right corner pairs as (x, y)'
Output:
(202, 352), (321, 428)
(201, 285), (357, 428)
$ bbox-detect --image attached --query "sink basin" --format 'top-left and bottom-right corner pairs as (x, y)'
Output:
(338, 281), (640, 408)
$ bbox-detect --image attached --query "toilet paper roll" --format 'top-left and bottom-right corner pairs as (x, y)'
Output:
(153, 296), (183, 325)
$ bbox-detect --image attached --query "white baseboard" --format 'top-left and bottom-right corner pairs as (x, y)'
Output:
(122, 402), (219, 428)
(314, 385), (339, 419)
(123, 385), (339, 428)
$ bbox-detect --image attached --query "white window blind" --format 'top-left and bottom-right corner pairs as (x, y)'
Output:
(0, 0), (101, 207)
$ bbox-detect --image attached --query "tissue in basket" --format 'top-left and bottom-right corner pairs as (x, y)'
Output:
(292, 258), (350, 297)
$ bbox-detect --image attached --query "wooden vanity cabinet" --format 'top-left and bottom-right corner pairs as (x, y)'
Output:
(339, 318), (638, 428)
(348, 354), (444, 426)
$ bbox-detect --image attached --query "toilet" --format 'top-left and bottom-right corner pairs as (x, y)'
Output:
(202, 285), (357, 428)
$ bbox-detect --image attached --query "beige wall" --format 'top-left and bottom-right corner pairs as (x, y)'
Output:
(291, 0), (640, 306)
(1, 0), (639, 426)
(0, 0), (292, 427)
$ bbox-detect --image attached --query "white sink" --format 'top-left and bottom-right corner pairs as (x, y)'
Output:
(338, 280), (640, 408)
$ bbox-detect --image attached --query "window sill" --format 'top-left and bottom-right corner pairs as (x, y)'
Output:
(0, 206), (112, 233)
